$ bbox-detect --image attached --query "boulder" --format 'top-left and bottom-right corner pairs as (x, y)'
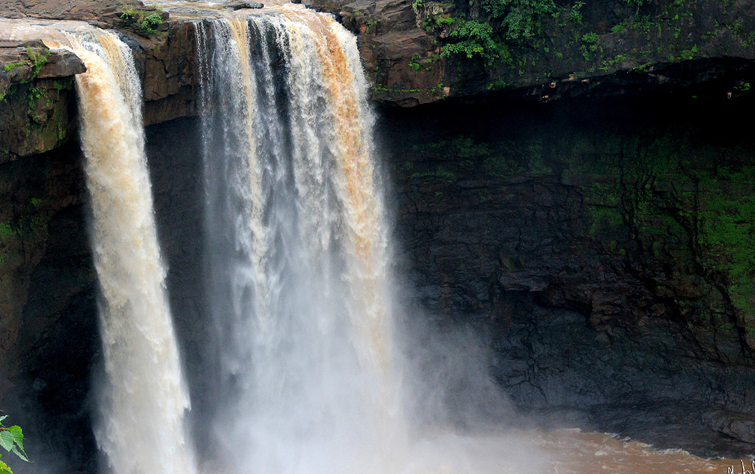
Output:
(226, 1), (265, 10)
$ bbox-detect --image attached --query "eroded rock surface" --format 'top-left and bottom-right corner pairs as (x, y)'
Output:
(310, 0), (755, 105)
(0, 140), (98, 474)
(0, 41), (84, 163)
(381, 94), (755, 456)
(0, 0), (155, 30)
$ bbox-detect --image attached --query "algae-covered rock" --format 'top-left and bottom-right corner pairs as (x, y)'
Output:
(0, 41), (84, 163)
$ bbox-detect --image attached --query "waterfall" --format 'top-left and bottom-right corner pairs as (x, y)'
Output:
(194, 9), (404, 474)
(68, 29), (196, 474)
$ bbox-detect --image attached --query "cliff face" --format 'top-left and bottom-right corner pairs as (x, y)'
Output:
(0, 1), (755, 470)
(4, 0), (755, 138)
(0, 137), (98, 473)
(312, 0), (755, 105)
(0, 41), (84, 163)
(380, 94), (755, 455)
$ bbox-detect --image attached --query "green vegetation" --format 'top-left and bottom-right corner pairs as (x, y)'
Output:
(580, 32), (602, 61)
(417, 0), (742, 83)
(1, 47), (47, 77)
(120, 7), (136, 22)
(441, 20), (510, 65)
(119, 7), (163, 34)
(566, 134), (755, 333)
(697, 166), (755, 320)
(141, 13), (163, 33)
(0, 222), (13, 240)
(25, 46), (48, 77)
(0, 415), (30, 474)
(26, 86), (42, 112)
(481, 0), (559, 40)
(568, 1), (585, 24)
(364, 19), (379, 33)
(625, 0), (648, 14)
(436, 0), (561, 65)
(2, 62), (25, 73)
(408, 54), (423, 71)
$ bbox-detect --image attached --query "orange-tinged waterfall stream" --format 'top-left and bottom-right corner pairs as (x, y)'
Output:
(11, 24), (201, 474)
(69, 29), (196, 474)
(1, 19), (197, 474)
(194, 10), (404, 473)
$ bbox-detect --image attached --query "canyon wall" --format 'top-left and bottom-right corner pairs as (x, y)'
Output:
(380, 95), (755, 456)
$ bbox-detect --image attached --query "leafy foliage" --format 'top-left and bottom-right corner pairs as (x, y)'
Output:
(438, 0), (561, 64)
(441, 20), (511, 64)
(0, 415), (29, 474)
(119, 7), (163, 34)
(480, 0), (560, 40)
(120, 7), (136, 22)
(568, 0), (585, 23)
(141, 14), (163, 34)
(625, 0), (648, 12)
(24, 47), (48, 77)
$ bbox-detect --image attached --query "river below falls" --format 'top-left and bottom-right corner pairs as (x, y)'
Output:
(534, 429), (750, 473)
(364, 428), (751, 474)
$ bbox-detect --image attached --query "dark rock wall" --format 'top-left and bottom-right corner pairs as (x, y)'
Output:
(137, 22), (199, 126)
(379, 93), (755, 455)
(0, 139), (99, 473)
(144, 117), (214, 450)
(0, 116), (206, 474)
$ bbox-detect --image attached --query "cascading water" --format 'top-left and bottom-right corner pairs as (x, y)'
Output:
(67, 29), (196, 474)
(193, 9), (405, 473)
(3, 7), (746, 474)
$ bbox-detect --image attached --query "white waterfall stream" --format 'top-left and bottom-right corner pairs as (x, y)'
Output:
(68, 29), (196, 474)
(194, 10), (405, 474)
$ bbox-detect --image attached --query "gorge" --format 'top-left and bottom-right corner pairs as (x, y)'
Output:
(1, 0), (755, 472)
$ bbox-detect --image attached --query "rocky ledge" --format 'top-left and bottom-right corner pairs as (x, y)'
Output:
(309, 0), (755, 106)
(0, 0), (160, 30)
(0, 41), (84, 163)
(3, 0), (755, 154)
(0, 5), (196, 162)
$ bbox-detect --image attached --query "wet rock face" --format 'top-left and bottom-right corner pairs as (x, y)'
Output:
(380, 94), (755, 455)
(144, 117), (212, 438)
(0, 139), (98, 474)
(136, 22), (200, 125)
(0, 0), (755, 465)
(0, 41), (84, 164)
(0, 23), (199, 159)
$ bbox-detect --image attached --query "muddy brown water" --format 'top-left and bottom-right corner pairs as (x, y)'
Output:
(537, 430), (752, 474)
